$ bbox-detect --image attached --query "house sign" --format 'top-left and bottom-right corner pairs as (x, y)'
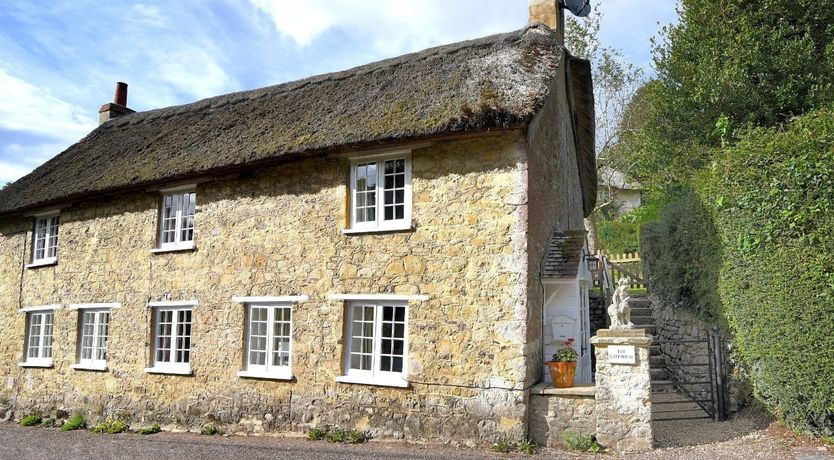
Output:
(608, 345), (636, 365)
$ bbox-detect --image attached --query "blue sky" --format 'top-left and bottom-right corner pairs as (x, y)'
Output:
(0, 1), (677, 184)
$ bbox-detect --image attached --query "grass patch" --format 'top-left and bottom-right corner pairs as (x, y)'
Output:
(345, 429), (368, 444)
(200, 423), (222, 436)
(307, 427), (325, 441)
(518, 439), (537, 455)
(137, 423), (161, 435)
(91, 420), (130, 434)
(491, 439), (515, 453)
(562, 431), (604, 453)
(60, 413), (87, 432)
(19, 414), (42, 427)
(325, 428), (346, 443)
(40, 418), (56, 428)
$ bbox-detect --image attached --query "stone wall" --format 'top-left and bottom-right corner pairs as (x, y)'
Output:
(529, 385), (595, 446)
(0, 123), (579, 443)
(524, 51), (585, 388)
(651, 298), (745, 412)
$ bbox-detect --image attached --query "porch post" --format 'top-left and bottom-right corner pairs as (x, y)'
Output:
(590, 329), (653, 453)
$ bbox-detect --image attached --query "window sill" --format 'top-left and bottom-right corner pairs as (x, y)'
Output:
(237, 370), (293, 381)
(341, 224), (414, 235)
(144, 366), (193, 376)
(151, 245), (196, 254)
(335, 375), (410, 388)
(25, 258), (57, 269)
(71, 363), (108, 372)
(19, 361), (53, 368)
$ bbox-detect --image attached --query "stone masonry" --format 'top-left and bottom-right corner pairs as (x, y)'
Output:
(590, 330), (653, 453)
(0, 50), (586, 444)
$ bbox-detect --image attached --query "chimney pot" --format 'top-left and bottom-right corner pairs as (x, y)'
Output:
(114, 82), (128, 106)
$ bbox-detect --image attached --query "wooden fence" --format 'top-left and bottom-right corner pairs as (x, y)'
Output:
(594, 251), (648, 291)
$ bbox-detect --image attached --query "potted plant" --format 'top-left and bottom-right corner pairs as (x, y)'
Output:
(547, 338), (578, 388)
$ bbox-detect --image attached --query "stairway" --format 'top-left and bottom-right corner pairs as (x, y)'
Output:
(627, 297), (670, 387)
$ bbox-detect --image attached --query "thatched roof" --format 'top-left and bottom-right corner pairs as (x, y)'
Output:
(0, 24), (593, 216)
(566, 55), (596, 217)
(541, 229), (586, 278)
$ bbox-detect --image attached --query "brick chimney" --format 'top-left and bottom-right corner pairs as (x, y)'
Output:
(529, 0), (565, 44)
(98, 82), (135, 125)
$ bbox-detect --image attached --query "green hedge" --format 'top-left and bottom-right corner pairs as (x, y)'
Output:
(642, 109), (834, 436)
(640, 189), (721, 321)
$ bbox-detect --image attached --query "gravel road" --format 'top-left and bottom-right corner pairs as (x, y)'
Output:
(0, 411), (831, 460)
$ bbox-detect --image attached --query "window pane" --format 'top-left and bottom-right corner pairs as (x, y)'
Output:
(382, 159), (406, 222)
(27, 314), (42, 358)
(81, 312), (95, 361)
(42, 313), (53, 358)
(271, 306), (291, 368)
(354, 162), (377, 224)
(96, 312), (110, 361)
(379, 305), (406, 373)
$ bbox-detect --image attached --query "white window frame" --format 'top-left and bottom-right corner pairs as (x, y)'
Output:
(20, 307), (57, 367)
(347, 152), (412, 233)
(336, 300), (409, 388)
(29, 211), (60, 267)
(146, 303), (195, 375)
(238, 303), (293, 380)
(156, 186), (196, 252)
(70, 304), (117, 371)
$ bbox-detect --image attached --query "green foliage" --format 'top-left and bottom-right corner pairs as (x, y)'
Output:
(307, 427), (325, 441)
(551, 338), (578, 362)
(345, 429), (368, 444)
(517, 439), (537, 455)
(40, 418), (56, 428)
(60, 413), (87, 431)
(490, 438), (536, 455)
(19, 414), (42, 427)
(700, 110), (834, 436)
(91, 420), (130, 434)
(640, 188), (722, 321)
(137, 424), (161, 435)
(324, 427), (346, 443)
(598, 219), (640, 253)
(490, 439), (514, 453)
(200, 423), (222, 436)
(641, 110), (834, 436)
(562, 431), (604, 453)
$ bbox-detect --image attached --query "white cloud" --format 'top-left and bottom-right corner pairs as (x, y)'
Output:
(248, 0), (527, 54)
(0, 68), (95, 142)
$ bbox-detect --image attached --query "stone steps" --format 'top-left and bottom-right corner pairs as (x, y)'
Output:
(631, 316), (654, 326)
(629, 307), (653, 317)
(628, 298), (653, 308)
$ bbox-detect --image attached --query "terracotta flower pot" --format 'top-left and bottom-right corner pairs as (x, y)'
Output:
(547, 361), (576, 388)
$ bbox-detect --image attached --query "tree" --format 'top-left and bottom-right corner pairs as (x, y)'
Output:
(565, 7), (644, 252)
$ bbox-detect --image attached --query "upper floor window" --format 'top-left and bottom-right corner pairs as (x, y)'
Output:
(31, 213), (59, 266)
(158, 189), (196, 251)
(349, 154), (411, 232)
(23, 309), (55, 367)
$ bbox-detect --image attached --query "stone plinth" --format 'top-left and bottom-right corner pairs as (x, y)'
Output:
(590, 329), (653, 453)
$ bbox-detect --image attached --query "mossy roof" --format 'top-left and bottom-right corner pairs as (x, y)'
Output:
(0, 24), (576, 215)
(542, 229), (587, 278)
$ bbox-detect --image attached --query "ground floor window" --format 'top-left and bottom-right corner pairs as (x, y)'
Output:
(25, 310), (54, 366)
(78, 309), (110, 368)
(341, 301), (408, 386)
(149, 306), (192, 374)
(243, 303), (292, 378)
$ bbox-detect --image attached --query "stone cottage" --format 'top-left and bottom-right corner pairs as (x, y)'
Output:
(0, 3), (596, 443)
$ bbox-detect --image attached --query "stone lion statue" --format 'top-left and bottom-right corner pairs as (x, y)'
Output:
(607, 277), (634, 330)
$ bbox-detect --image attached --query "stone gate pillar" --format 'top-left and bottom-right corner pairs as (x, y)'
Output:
(590, 329), (653, 453)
